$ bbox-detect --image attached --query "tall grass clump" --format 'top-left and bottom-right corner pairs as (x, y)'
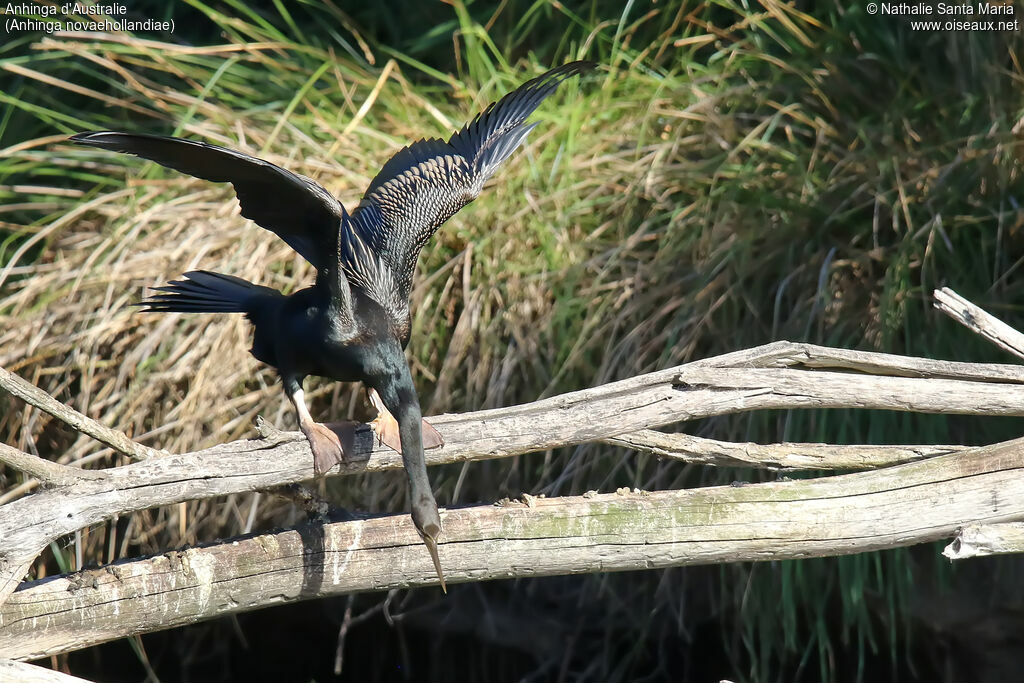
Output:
(1, 0), (1022, 680)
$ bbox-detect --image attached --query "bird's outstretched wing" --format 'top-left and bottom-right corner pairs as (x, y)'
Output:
(69, 132), (343, 271)
(351, 60), (594, 307)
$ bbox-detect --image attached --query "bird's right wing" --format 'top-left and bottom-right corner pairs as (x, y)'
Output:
(70, 132), (344, 271)
(350, 60), (594, 306)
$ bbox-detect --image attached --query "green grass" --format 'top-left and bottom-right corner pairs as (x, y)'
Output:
(1, 0), (1023, 680)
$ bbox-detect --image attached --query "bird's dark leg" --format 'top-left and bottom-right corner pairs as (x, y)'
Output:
(284, 375), (345, 476)
(372, 368), (446, 592)
(367, 388), (444, 453)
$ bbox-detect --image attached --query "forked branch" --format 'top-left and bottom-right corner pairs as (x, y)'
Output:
(1, 288), (1023, 663)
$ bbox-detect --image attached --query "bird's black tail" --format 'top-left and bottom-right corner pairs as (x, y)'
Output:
(140, 270), (275, 314)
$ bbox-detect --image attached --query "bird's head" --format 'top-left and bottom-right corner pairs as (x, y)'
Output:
(411, 498), (446, 593)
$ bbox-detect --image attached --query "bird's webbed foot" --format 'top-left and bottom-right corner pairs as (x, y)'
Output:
(301, 421), (346, 476)
(420, 419), (445, 450)
(286, 382), (356, 476)
(367, 389), (444, 454)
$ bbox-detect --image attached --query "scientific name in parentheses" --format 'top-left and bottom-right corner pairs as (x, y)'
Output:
(878, 2), (1015, 15)
(4, 3), (174, 33)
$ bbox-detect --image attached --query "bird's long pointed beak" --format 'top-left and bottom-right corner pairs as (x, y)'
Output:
(422, 534), (447, 593)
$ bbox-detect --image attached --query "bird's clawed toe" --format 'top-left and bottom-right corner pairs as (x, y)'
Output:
(369, 411), (402, 453)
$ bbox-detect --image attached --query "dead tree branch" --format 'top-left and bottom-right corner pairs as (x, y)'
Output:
(0, 443), (102, 486)
(3, 341), (1024, 607)
(0, 659), (93, 682)
(934, 287), (1024, 361)
(603, 431), (964, 470)
(0, 367), (161, 461)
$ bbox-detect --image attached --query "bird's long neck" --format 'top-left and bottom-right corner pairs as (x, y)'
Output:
(373, 357), (437, 522)
(396, 393), (431, 504)
(375, 355), (445, 590)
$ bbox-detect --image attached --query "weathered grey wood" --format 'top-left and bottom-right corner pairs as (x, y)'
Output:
(671, 366), (1024, 415)
(3, 435), (1024, 661)
(605, 430), (962, 470)
(943, 522), (1024, 560)
(934, 287), (1024, 361)
(0, 659), (94, 682)
(0, 443), (102, 486)
(5, 345), (1024, 607)
(695, 339), (1024, 381)
(4, 331), (1024, 661)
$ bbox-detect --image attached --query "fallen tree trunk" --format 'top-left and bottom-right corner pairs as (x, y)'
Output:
(3, 434), (1024, 660)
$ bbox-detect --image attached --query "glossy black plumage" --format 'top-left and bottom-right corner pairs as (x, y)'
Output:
(70, 60), (594, 591)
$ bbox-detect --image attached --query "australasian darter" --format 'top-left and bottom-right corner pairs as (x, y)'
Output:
(71, 60), (594, 591)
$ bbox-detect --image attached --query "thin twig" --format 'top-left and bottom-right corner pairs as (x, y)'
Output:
(0, 366), (162, 461)
(933, 287), (1024, 361)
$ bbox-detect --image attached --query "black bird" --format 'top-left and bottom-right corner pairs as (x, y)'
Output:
(70, 60), (594, 591)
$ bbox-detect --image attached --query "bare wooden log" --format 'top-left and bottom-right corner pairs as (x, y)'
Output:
(3, 435), (1024, 660)
(604, 430), (963, 470)
(5, 343), (1024, 607)
(933, 287), (1024, 361)
(942, 522), (1024, 560)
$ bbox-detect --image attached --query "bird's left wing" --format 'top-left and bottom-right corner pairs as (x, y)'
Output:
(351, 60), (594, 306)
(69, 131), (344, 271)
